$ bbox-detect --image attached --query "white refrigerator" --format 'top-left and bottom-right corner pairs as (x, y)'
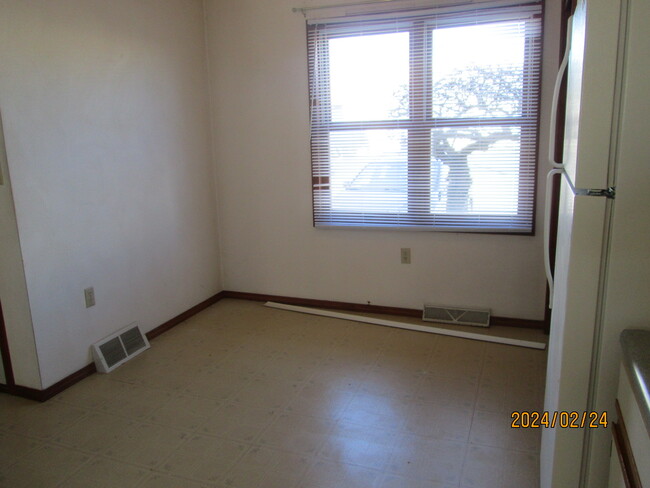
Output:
(541, 0), (650, 487)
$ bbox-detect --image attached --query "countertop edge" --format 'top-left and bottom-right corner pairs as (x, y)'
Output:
(620, 329), (650, 438)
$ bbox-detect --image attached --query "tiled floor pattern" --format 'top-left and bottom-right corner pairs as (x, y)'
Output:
(0, 299), (546, 487)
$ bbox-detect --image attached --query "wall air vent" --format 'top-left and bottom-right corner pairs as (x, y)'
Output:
(91, 322), (150, 373)
(423, 304), (490, 328)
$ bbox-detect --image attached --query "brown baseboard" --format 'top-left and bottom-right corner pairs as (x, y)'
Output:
(1, 288), (542, 403)
(0, 363), (97, 402)
(146, 291), (227, 341)
(1, 291), (227, 403)
(222, 291), (422, 318)
(490, 316), (546, 329)
(221, 290), (545, 329)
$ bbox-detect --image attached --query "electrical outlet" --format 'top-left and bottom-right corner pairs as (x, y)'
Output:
(400, 248), (411, 264)
(84, 287), (95, 308)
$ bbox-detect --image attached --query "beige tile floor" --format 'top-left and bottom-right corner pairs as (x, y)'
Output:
(0, 299), (547, 487)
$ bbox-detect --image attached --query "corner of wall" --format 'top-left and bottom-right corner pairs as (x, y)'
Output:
(201, 0), (225, 290)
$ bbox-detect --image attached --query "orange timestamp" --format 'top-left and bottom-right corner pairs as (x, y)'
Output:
(511, 411), (608, 429)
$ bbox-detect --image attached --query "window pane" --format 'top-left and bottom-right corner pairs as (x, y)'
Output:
(308, 3), (542, 232)
(431, 22), (526, 118)
(430, 126), (522, 215)
(330, 129), (407, 213)
(329, 32), (409, 122)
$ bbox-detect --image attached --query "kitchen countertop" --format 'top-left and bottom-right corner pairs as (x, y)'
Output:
(620, 329), (650, 437)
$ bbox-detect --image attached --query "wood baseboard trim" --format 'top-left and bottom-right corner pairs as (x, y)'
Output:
(0, 363), (97, 402)
(490, 316), (546, 329)
(267, 301), (546, 349)
(145, 291), (227, 341)
(1, 291), (227, 403)
(222, 291), (422, 318)
(221, 290), (544, 329)
(1, 288), (541, 403)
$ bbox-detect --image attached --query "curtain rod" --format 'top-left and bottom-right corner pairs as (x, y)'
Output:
(292, 0), (534, 14)
(292, 0), (411, 14)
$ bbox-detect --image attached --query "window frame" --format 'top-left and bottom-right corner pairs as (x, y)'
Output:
(308, 4), (543, 234)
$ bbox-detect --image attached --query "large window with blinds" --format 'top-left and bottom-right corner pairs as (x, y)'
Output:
(307, 1), (542, 232)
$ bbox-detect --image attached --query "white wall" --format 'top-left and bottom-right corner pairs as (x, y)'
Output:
(0, 0), (221, 389)
(205, 0), (560, 320)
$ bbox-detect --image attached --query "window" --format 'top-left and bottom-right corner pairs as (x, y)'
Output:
(307, 1), (542, 232)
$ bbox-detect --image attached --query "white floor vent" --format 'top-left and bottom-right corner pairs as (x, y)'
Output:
(92, 322), (150, 373)
(423, 304), (490, 328)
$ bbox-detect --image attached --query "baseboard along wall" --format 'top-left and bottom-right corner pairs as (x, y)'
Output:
(0, 289), (544, 402)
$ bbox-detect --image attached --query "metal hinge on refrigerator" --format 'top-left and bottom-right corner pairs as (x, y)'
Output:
(576, 187), (616, 199)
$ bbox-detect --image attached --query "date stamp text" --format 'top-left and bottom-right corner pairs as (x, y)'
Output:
(511, 411), (608, 429)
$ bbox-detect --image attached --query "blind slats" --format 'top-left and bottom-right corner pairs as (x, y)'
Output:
(308, 1), (543, 233)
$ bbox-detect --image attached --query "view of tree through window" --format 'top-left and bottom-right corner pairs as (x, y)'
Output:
(308, 3), (542, 232)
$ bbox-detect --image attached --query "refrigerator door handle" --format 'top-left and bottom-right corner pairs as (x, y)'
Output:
(549, 16), (573, 169)
(544, 169), (564, 309)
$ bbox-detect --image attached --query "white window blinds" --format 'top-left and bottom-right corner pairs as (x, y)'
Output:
(307, 1), (542, 233)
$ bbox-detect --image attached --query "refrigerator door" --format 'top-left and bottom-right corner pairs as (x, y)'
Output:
(581, 0), (650, 483)
(541, 175), (609, 488)
(561, 0), (622, 191)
